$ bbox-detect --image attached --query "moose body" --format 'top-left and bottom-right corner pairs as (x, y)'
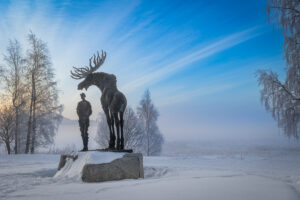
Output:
(71, 51), (127, 149)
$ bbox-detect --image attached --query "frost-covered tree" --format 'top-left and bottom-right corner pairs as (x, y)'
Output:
(24, 32), (61, 153)
(1, 40), (25, 154)
(0, 103), (14, 154)
(137, 90), (164, 156)
(95, 112), (110, 149)
(123, 107), (144, 152)
(96, 107), (145, 152)
(257, 0), (300, 138)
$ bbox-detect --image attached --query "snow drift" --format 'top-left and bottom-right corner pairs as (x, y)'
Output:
(54, 152), (125, 180)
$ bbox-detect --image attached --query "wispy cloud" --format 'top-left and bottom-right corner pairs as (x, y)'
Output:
(154, 56), (283, 107)
(156, 80), (249, 107)
(121, 27), (263, 93)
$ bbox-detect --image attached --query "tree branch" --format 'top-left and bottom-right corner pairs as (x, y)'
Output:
(271, 78), (300, 101)
(269, 6), (300, 15)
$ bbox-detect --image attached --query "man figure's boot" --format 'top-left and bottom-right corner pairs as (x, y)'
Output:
(81, 135), (86, 151)
(83, 135), (88, 151)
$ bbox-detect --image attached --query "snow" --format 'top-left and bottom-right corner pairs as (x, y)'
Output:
(54, 152), (125, 180)
(1, 142), (300, 200)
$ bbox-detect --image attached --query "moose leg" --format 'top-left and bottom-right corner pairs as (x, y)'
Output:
(110, 113), (115, 148)
(113, 112), (121, 150)
(119, 112), (124, 150)
(104, 108), (115, 149)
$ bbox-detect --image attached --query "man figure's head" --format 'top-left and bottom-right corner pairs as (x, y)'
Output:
(80, 93), (86, 101)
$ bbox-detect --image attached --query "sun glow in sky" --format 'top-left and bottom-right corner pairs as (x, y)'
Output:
(0, 0), (290, 141)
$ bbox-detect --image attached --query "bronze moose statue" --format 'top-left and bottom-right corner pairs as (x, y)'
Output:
(71, 51), (127, 150)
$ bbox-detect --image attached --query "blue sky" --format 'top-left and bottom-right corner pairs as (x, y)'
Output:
(0, 0), (291, 141)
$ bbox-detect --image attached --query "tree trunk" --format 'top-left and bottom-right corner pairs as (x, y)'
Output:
(13, 66), (20, 154)
(30, 78), (36, 154)
(25, 103), (32, 153)
(147, 131), (149, 156)
(14, 107), (19, 154)
(25, 74), (35, 154)
(30, 99), (36, 154)
(5, 141), (11, 154)
(146, 122), (150, 156)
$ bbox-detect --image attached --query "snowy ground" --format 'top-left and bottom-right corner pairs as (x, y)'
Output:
(1, 141), (300, 200)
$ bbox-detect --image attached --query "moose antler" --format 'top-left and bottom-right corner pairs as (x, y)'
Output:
(70, 50), (106, 79)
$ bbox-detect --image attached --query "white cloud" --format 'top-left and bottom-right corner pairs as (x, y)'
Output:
(121, 27), (263, 93)
(157, 83), (241, 107)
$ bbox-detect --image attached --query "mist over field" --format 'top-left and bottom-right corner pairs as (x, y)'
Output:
(50, 117), (300, 160)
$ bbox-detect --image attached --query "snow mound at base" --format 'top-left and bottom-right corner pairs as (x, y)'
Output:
(144, 167), (172, 178)
(54, 151), (125, 180)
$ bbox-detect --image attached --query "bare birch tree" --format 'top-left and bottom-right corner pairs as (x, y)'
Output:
(95, 112), (110, 148)
(0, 103), (14, 154)
(256, 0), (300, 138)
(137, 90), (164, 156)
(25, 32), (61, 153)
(123, 107), (144, 152)
(2, 40), (25, 154)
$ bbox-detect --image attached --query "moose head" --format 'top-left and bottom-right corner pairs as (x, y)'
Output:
(70, 50), (107, 90)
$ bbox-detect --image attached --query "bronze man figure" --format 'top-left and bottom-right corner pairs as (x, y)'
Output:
(77, 93), (92, 151)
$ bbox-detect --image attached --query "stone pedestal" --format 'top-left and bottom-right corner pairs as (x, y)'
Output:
(82, 153), (143, 182)
(55, 151), (144, 183)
